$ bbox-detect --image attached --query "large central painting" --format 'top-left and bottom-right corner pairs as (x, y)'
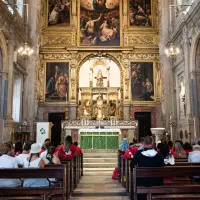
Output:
(79, 0), (120, 46)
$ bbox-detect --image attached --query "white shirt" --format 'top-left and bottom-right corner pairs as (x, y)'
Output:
(40, 150), (47, 159)
(0, 155), (21, 187)
(15, 153), (29, 166)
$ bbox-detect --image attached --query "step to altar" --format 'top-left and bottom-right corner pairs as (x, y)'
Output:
(82, 149), (118, 173)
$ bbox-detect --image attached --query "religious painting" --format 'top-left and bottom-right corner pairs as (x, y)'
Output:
(48, 0), (70, 26)
(131, 62), (154, 101)
(129, 0), (152, 27)
(79, 0), (120, 46)
(45, 62), (69, 102)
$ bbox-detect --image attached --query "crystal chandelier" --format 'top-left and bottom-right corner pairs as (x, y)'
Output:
(165, 43), (181, 58)
(17, 4), (34, 59)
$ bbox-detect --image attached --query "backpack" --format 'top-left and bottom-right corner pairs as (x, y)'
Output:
(112, 167), (120, 180)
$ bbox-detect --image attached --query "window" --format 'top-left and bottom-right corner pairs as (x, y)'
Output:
(16, 0), (24, 17)
(12, 74), (22, 122)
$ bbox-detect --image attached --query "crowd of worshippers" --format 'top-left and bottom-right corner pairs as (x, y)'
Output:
(0, 136), (82, 188)
(119, 135), (200, 167)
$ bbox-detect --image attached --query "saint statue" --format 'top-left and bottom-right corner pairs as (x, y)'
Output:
(96, 95), (103, 120)
(179, 80), (186, 114)
(83, 100), (91, 116)
(96, 69), (103, 87)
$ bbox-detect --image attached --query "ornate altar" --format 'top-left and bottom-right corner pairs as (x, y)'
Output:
(79, 59), (120, 120)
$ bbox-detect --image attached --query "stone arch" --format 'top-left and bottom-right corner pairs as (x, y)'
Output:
(76, 53), (124, 94)
(76, 53), (124, 118)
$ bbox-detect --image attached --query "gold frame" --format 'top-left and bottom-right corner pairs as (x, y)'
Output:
(128, 0), (157, 31)
(130, 60), (158, 105)
(43, 60), (71, 104)
(45, 0), (72, 30)
(77, 0), (123, 47)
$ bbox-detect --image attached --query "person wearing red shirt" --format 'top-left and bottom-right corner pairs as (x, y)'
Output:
(73, 141), (82, 155)
(57, 135), (77, 160)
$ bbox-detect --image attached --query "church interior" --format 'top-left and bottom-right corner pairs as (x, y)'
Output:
(0, 0), (200, 199)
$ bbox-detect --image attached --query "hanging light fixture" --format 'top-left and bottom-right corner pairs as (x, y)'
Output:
(17, 4), (34, 59)
(165, 43), (181, 58)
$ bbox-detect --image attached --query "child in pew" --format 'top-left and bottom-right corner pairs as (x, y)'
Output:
(56, 135), (77, 160)
(0, 144), (21, 187)
(23, 143), (49, 187)
(43, 146), (61, 165)
(15, 142), (31, 166)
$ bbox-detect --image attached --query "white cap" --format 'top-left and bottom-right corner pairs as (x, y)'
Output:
(30, 143), (41, 154)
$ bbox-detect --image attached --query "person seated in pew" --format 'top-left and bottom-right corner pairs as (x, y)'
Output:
(123, 142), (137, 158)
(2, 141), (15, 157)
(73, 141), (82, 155)
(56, 135), (77, 160)
(131, 136), (164, 200)
(174, 142), (186, 158)
(130, 136), (164, 186)
(137, 137), (144, 151)
(168, 140), (175, 156)
(39, 138), (51, 157)
(159, 141), (175, 166)
(15, 142), (31, 166)
(23, 143), (49, 187)
(118, 137), (129, 156)
(43, 146), (61, 165)
(0, 144), (21, 187)
(183, 142), (193, 155)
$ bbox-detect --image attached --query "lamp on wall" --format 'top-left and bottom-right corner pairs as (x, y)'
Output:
(17, 4), (34, 59)
(165, 3), (193, 58)
(165, 43), (181, 58)
(4, 2), (34, 59)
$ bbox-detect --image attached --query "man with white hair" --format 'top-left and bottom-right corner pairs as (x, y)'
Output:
(188, 144), (200, 163)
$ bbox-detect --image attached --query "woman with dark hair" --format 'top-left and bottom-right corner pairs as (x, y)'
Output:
(159, 142), (175, 166)
(0, 144), (21, 187)
(56, 135), (77, 160)
(14, 141), (23, 155)
(43, 146), (61, 165)
(183, 142), (193, 155)
(23, 143), (48, 187)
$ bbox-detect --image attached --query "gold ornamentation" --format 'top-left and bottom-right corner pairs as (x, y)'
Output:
(43, 54), (72, 60)
(43, 35), (71, 45)
(128, 35), (158, 45)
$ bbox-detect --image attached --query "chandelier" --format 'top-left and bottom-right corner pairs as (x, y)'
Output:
(165, 43), (181, 58)
(17, 4), (34, 59)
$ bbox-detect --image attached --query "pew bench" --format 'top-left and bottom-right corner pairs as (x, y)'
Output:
(0, 166), (67, 200)
(134, 166), (200, 200)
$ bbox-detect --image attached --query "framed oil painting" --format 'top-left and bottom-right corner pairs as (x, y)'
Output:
(129, 0), (152, 27)
(79, 0), (120, 46)
(131, 62), (154, 101)
(48, 0), (70, 26)
(45, 62), (69, 102)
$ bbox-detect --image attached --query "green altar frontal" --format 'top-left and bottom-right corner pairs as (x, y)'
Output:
(80, 130), (119, 149)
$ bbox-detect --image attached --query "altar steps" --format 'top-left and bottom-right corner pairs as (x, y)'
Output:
(82, 149), (118, 174)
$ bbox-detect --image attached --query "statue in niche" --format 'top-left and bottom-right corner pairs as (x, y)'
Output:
(109, 100), (116, 116)
(96, 95), (103, 120)
(96, 69), (103, 87)
(179, 77), (186, 116)
(83, 100), (91, 116)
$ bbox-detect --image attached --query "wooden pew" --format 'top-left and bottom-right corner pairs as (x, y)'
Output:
(125, 158), (132, 193)
(175, 158), (188, 162)
(0, 166), (67, 200)
(121, 156), (125, 187)
(175, 162), (200, 166)
(134, 166), (200, 200)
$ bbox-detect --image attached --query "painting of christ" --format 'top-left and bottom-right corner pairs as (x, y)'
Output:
(48, 0), (70, 26)
(129, 0), (152, 27)
(131, 62), (154, 101)
(45, 62), (69, 102)
(80, 0), (120, 46)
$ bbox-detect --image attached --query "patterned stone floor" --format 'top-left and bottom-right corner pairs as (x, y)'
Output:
(70, 172), (129, 200)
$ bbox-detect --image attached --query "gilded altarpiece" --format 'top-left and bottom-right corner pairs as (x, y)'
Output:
(38, 0), (161, 125)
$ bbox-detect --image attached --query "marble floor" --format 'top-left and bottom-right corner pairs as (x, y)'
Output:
(70, 172), (129, 200)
